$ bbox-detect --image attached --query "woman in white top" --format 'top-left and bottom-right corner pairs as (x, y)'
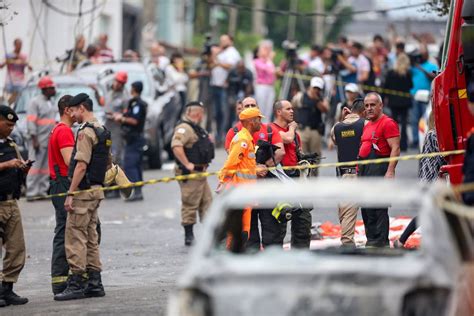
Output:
(166, 52), (189, 112)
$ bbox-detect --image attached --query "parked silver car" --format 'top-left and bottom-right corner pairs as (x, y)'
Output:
(168, 179), (474, 316)
(75, 62), (182, 169)
(12, 74), (105, 159)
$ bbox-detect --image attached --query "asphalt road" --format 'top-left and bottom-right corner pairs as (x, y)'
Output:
(3, 147), (420, 315)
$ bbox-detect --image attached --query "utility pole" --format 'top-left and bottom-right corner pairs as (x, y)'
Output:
(228, 4), (238, 37)
(313, 0), (324, 45)
(252, 0), (265, 36)
(287, 0), (298, 41)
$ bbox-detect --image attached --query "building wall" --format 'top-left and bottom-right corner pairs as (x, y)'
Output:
(0, 0), (123, 85)
(155, 0), (194, 48)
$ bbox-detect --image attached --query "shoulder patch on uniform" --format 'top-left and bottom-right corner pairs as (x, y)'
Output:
(177, 128), (186, 134)
(241, 142), (248, 148)
(133, 105), (140, 114)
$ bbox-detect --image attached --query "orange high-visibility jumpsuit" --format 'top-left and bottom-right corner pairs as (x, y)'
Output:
(219, 127), (257, 246)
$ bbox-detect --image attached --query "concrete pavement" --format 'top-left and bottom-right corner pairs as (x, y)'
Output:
(2, 148), (419, 315)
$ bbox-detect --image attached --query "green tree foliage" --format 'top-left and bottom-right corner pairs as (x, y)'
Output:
(193, 0), (351, 51)
(424, 0), (451, 16)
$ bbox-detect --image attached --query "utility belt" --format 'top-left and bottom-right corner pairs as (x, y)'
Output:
(193, 165), (207, 172)
(0, 193), (15, 201)
(337, 166), (357, 177)
(177, 163), (207, 174)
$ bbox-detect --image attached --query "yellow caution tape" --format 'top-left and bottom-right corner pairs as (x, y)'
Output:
(284, 72), (413, 98)
(25, 149), (466, 201)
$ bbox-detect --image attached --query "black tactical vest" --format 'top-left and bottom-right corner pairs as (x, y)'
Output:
(68, 123), (111, 190)
(334, 118), (365, 163)
(0, 138), (22, 198)
(180, 121), (215, 165)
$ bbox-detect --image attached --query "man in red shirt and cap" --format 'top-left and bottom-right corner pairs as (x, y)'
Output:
(358, 92), (400, 247)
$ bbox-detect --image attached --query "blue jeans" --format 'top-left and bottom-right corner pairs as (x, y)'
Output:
(410, 99), (428, 146)
(123, 136), (145, 183)
(211, 86), (228, 142)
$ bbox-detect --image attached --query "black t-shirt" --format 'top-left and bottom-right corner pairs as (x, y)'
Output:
(295, 92), (323, 130)
(384, 70), (413, 108)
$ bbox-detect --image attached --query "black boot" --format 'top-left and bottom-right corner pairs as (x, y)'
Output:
(54, 274), (85, 301)
(52, 281), (67, 295)
(184, 224), (195, 246)
(84, 270), (105, 298)
(125, 187), (143, 202)
(0, 282), (28, 305)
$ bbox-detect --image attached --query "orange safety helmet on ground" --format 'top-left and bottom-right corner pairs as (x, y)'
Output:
(38, 76), (56, 89)
(114, 71), (128, 84)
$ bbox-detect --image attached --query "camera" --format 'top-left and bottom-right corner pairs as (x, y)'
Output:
(202, 33), (214, 56)
(282, 40), (299, 59)
(330, 48), (344, 62)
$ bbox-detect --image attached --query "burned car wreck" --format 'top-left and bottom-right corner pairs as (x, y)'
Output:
(168, 179), (474, 316)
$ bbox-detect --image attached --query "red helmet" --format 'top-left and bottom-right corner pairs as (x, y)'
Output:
(115, 71), (128, 84)
(38, 76), (56, 89)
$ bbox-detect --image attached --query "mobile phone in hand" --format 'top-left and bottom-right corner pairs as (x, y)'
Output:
(26, 160), (35, 167)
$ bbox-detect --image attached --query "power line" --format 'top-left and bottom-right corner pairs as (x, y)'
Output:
(42, 0), (103, 17)
(204, 0), (430, 18)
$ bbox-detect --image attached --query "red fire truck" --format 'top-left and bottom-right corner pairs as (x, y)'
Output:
(433, 0), (474, 184)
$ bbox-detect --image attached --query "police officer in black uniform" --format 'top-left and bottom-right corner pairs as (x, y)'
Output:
(113, 81), (147, 201)
(331, 98), (365, 246)
(0, 105), (30, 307)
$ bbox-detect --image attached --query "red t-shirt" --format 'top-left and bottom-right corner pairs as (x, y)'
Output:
(271, 122), (301, 166)
(48, 122), (75, 179)
(359, 115), (400, 158)
(224, 122), (283, 150)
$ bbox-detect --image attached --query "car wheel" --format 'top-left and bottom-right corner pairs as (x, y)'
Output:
(147, 136), (163, 169)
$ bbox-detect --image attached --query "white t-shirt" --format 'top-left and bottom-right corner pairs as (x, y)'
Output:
(165, 64), (189, 92)
(348, 54), (370, 83)
(308, 56), (325, 74)
(211, 46), (241, 87)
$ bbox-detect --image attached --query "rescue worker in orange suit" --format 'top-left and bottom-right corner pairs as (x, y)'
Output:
(217, 107), (265, 249)
(26, 76), (57, 200)
(225, 97), (285, 249)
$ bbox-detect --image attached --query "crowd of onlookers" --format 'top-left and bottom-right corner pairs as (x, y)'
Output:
(1, 32), (440, 151)
(186, 33), (439, 151)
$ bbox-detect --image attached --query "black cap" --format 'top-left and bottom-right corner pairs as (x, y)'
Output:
(69, 93), (92, 108)
(185, 101), (204, 108)
(131, 81), (143, 94)
(0, 105), (18, 122)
